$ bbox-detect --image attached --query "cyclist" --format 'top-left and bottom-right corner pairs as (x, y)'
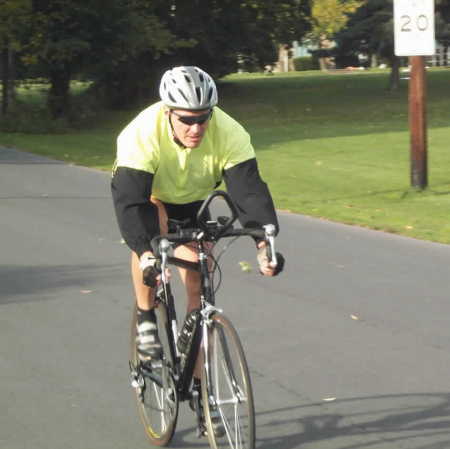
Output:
(111, 65), (284, 426)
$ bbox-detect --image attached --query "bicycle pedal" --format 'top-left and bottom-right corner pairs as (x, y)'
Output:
(196, 423), (207, 438)
(129, 361), (144, 389)
(130, 371), (144, 389)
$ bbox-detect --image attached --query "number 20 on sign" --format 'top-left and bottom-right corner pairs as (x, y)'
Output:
(394, 0), (435, 56)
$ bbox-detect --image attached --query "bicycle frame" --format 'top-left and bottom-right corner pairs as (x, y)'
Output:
(155, 237), (219, 402)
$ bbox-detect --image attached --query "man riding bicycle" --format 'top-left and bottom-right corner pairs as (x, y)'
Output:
(111, 66), (284, 423)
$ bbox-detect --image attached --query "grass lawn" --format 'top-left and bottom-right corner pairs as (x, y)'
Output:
(1, 69), (450, 243)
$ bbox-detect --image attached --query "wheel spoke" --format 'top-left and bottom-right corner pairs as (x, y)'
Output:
(235, 403), (243, 449)
(202, 313), (254, 449)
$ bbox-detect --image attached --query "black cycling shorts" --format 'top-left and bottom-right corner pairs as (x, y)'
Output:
(162, 200), (210, 231)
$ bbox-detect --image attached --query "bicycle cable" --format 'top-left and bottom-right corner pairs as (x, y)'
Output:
(209, 236), (240, 294)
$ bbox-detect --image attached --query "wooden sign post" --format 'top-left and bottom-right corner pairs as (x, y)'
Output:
(394, 0), (435, 189)
(409, 56), (428, 188)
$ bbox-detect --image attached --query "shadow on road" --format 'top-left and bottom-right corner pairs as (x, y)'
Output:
(256, 392), (450, 449)
(0, 263), (126, 304)
(0, 147), (64, 165)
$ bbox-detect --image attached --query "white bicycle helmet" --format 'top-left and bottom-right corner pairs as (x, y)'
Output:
(159, 66), (218, 110)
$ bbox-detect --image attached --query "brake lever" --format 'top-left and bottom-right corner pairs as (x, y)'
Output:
(159, 238), (171, 283)
(263, 224), (277, 266)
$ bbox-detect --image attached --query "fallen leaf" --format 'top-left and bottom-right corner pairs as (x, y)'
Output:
(239, 261), (252, 273)
(351, 314), (360, 321)
(323, 397), (336, 402)
(80, 290), (93, 294)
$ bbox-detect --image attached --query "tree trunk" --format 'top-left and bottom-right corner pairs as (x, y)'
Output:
(370, 54), (378, 68)
(277, 44), (291, 72)
(389, 55), (400, 91)
(1, 42), (11, 115)
(8, 48), (15, 102)
(47, 64), (71, 118)
(319, 57), (327, 71)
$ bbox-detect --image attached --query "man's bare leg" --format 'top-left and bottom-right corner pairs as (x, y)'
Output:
(131, 197), (168, 311)
(131, 252), (155, 310)
(174, 243), (202, 313)
(131, 198), (168, 361)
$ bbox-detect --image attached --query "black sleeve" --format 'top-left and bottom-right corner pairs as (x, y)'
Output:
(223, 158), (279, 235)
(111, 167), (160, 257)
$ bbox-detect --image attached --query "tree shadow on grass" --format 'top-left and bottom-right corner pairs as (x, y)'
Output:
(221, 72), (450, 150)
(256, 392), (450, 449)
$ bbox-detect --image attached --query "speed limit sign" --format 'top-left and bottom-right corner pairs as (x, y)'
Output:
(394, 0), (435, 56)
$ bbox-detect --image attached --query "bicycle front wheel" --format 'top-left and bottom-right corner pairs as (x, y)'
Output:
(130, 304), (178, 446)
(201, 313), (255, 449)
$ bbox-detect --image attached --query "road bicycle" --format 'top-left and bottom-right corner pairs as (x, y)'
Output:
(129, 190), (278, 449)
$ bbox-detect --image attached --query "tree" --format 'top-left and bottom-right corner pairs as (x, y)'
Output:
(335, 0), (450, 88)
(6, 0), (314, 117)
(309, 0), (364, 70)
(84, 0), (180, 108)
(0, 0), (31, 115)
(155, 0), (311, 77)
(334, 0), (403, 89)
(29, 0), (177, 116)
(436, 0), (450, 64)
(29, 0), (97, 117)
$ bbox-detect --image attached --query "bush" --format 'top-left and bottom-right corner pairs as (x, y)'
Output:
(334, 54), (360, 69)
(0, 81), (104, 133)
(293, 56), (320, 71)
(0, 101), (71, 133)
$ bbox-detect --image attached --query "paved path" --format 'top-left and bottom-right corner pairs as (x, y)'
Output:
(2, 147), (450, 449)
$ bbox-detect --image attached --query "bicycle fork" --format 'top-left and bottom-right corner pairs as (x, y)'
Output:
(186, 302), (220, 437)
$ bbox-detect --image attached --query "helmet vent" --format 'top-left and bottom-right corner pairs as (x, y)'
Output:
(195, 87), (202, 102)
(199, 73), (204, 82)
(184, 75), (191, 83)
(178, 88), (188, 103)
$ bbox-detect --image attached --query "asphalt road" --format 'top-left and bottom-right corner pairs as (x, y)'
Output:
(2, 146), (450, 449)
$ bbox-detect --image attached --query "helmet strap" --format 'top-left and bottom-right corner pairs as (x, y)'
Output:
(168, 112), (187, 149)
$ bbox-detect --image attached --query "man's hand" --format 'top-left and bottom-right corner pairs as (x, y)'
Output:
(139, 252), (162, 287)
(256, 242), (285, 277)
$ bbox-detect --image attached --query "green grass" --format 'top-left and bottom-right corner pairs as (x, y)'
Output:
(1, 69), (450, 243)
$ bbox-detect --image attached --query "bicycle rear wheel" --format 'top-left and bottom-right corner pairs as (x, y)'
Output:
(201, 313), (255, 449)
(130, 304), (178, 446)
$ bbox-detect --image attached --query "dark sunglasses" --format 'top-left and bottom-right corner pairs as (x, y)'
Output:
(171, 109), (212, 126)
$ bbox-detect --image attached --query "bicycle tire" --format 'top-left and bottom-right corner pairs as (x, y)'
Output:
(201, 313), (255, 449)
(130, 303), (179, 446)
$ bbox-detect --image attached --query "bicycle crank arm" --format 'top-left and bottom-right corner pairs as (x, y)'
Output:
(190, 389), (207, 437)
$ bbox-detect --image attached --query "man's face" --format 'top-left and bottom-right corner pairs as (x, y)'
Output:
(168, 109), (212, 148)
